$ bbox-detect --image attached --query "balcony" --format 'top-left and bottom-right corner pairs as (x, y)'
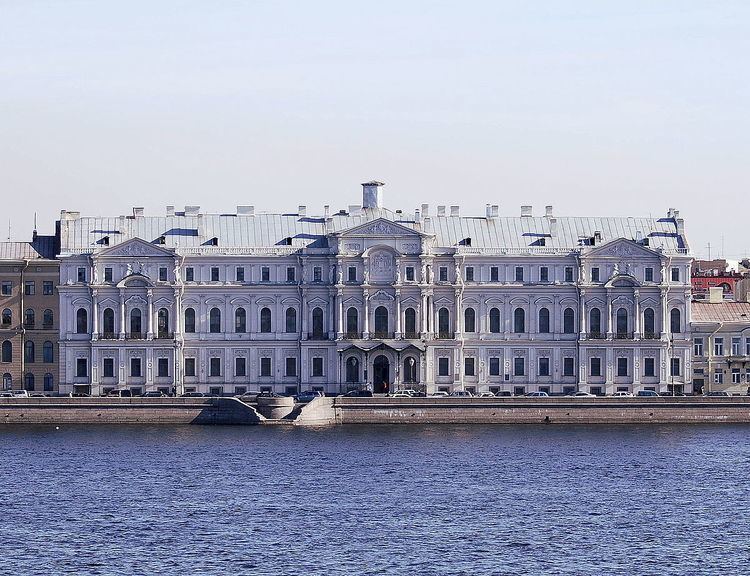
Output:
(42, 323), (54, 330)
(156, 332), (175, 340)
(307, 332), (329, 341)
(345, 331), (362, 339)
(403, 332), (420, 340)
(642, 332), (660, 340)
(437, 331), (455, 340)
(614, 332), (634, 340)
(126, 332), (146, 340)
(23, 323), (35, 330)
(372, 331), (394, 340)
(587, 332), (605, 340)
(100, 332), (119, 340)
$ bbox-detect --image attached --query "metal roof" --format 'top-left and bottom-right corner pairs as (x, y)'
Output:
(0, 236), (57, 260)
(58, 207), (688, 254)
(692, 301), (750, 324)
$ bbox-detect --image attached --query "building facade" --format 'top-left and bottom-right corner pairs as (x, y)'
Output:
(57, 183), (693, 396)
(0, 236), (60, 393)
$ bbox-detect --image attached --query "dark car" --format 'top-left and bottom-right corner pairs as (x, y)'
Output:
(296, 390), (324, 403)
(142, 391), (167, 398)
(343, 389), (373, 397)
(636, 390), (660, 397)
(705, 391), (731, 397)
(181, 391), (206, 398)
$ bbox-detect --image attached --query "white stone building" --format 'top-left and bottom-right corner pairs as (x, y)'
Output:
(57, 182), (693, 396)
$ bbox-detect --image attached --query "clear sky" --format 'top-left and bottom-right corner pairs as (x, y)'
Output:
(1, 1), (747, 259)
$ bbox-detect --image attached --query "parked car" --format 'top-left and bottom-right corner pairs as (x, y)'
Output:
(636, 390), (660, 397)
(106, 389), (132, 397)
(569, 391), (596, 398)
(342, 390), (373, 397)
(478, 392), (496, 398)
(8, 390), (29, 398)
(142, 391), (167, 398)
(296, 390), (324, 402)
(430, 391), (450, 397)
(449, 390), (473, 397)
(526, 391), (549, 397)
(180, 391), (207, 398)
(611, 391), (634, 397)
(705, 391), (731, 397)
(0, 391), (13, 397)
(29, 393), (47, 398)
(389, 391), (412, 398)
(494, 391), (513, 397)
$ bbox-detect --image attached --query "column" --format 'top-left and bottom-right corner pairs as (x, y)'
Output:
(92, 290), (99, 340)
(606, 293), (613, 338)
(395, 290), (402, 339)
(337, 290), (344, 338)
(420, 292), (428, 335)
(580, 290), (587, 338)
(634, 290), (641, 339)
(147, 290), (154, 340)
(301, 291), (308, 340)
(454, 290), (462, 337)
(363, 290), (370, 339)
(119, 292), (126, 339)
(660, 288), (668, 337)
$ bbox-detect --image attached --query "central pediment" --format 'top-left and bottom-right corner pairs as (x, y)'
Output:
(334, 218), (426, 239)
(96, 237), (175, 258)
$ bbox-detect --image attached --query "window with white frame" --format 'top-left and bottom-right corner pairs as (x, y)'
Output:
(563, 357), (574, 376)
(465, 267), (474, 282)
(714, 337), (724, 356)
(732, 337), (741, 355)
(539, 266), (549, 282)
(693, 337), (704, 356)
(732, 368), (741, 384)
(514, 267), (524, 282)
(671, 267), (680, 282)
(438, 357), (450, 376)
(714, 371), (724, 384)
(490, 266), (499, 282)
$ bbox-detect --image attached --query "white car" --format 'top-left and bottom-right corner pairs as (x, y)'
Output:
(478, 392), (496, 398)
(611, 391), (634, 397)
(526, 391), (549, 397)
(430, 391), (450, 397)
(569, 391), (596, 398)
(8, 390), (29, 398)
(389, 391), (412, 398)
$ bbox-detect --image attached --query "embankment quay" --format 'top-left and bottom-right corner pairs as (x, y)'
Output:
(3, 396), (750, 426)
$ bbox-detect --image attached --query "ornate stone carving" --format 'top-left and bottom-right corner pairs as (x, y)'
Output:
(370, 251), (394, 283)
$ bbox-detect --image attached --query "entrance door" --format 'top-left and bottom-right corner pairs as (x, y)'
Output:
(373, 355), (390, 393)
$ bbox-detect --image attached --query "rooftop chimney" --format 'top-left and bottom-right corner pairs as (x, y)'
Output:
(298, 205), (307, 217)
(415, 209), (422, 224)
(521, 206), (532, 217)
(450, 205), (460, 217)
(362, 181), (385, 209)
(549, 217), (558, 237)
(324, 205), (330, 218)
(133, 207), (144, 218)
(492, 205), (499, 217)
(709, 286), (724, 304)
(437, 205), (446, 217)
(185, 205), (200, 216)
(166, 205), (175, 217)
(237, 205), (254, 216)
(545, 205), (553, 217)
(486, 204), (493, 218)
(421, 203), (429, 217)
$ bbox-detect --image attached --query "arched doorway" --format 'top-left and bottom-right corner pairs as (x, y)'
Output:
(403, 357), (417, 384)
(373, 355), (390, 393)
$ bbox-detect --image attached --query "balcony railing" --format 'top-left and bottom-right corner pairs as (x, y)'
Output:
(615, 332), (634, 340)
(587, 332), (605, 339)
(308, 332), (329, 341)
(126, 332), (146, 340)
(345, 331), (362, 339)
(156, 332), (175, 339)
(23, 322), (35, 329)
(403, 332), (420, 340)
(642, 332), (660, 340)
(437, 331), (455, 339)
(100, 332), (119, 340)
(373, 331), (394, 340)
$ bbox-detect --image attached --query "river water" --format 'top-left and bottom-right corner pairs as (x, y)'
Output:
(0, 424), (748, 575)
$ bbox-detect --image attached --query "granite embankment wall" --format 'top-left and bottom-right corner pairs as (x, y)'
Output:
(0, 397), (263, 425)
(333, 397), (750, 425)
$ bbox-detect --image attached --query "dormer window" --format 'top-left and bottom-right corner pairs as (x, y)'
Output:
(209, 237), (219, 246)
(157, 235), (166, 245)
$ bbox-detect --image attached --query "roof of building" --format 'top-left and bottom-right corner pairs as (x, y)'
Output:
(0, 236), (57, 260)
(58, 206), (688, 255)
(692, 301), (750, 323)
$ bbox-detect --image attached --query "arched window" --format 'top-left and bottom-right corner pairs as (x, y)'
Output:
(589, 308), (601, 335)
(489, 308), (501, 333)
(346, 307), (358, 336)
(312, 307), (324, 338)
(103, 308), (115, 334)
(438, 308), (450, 336)
(3, 373), (12, 389)
(404, 308), (417, 336)
(403, 357), (417, 383)
(285, 308), (297, 333)
(513, 308), (525, 333)
(76, 308), (88, 334)
(616, 308), (628, 336)
(1, 341), (11, 363)
(43, 373), (54, 392)
(184, 308), (196, 333)
(157, 308), (169, 337)
(346, 357), (359, 382)
(643, 308), (655, 336)
(209, 307), (222, 333)
(464, 308), (476, 333)
(130, 308), (142, 335)
(24, 340), (35, 363)
(43, 309), (54, 327)
(1, 309), (10, 326)
(24, 309), (35, 328)
(235, 308), (246, 333)
(24, 373), (34, 391)
(260, 307), (272, 333)
(43, 341), (53, 363)
(563, 308), (575, 334)
(538, 307), (550, 333)
(670, 308), (681, 334)
(374, 306), (388, 336)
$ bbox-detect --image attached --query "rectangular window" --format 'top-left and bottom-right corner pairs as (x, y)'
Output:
(514, 267), (524, 282)
(235, 357), (246, 377)
(732, 368), (741, 384)
(513, 357), (525, 376)
(693, 337), (704, 356)
(405, 266), (415, 282)
(489, 357), (500, 376)
(76, 358), (87, 378)
(644, 357), (655, 377)
(564, 267), (574, 283)
(285, 357), (297, 377)
(617, 357), (628, 377)
(732, 337), (741, 355)
(438, 357), (449, 376)
(43, 281), (54, 295)
(287, 267), (296, 283)
(439, 267), (448, 282)
(539, 267), (549, 283)
(490, 267), (499, 282)
(158, 358), (169, 377)
(563, 357), (574, 377)
(670, 358), (681, 377)
(590, 357), (601, 377)
(236, 267), (245, 282)
(260, 357), (272, 377)
(130, 358), (142, 378)
(538, 357), (550, 377)
(465, 267), (474, 282)
(714, 372), (724, 384)
(184, 358), (196, 377)
(211, 267), (220, 282)
(347, 266), (357, 282)
(261, 266), (270, 282)
(24, 281), (35, 295)
(312, 357), (323, 377)
(209, 357), (221, 377)
(185, 267), (194, 282)
(313, 266), (322, 282)
(1, 281), (11, 295)
(103, 358), (114, 378)
(671, 267), (680, 282)
(746, 338), (750, 356)
(714, 337), (724, 356)
(158, 267), (167, 282)
(591, 267), (600, 282)
(104, 267), (113, 283)
(464, 357), (475, 377)
(77, 267), (86, 282)
(645, 267), (654, 282)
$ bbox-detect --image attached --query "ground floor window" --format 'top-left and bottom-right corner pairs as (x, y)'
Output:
(644, 357), (655, 377)
(285, 357), (297, 377)
(590, 357), (601, 377)
(209, 386), (222, 396)
(670, 358), (681, 377)
(76, 358), (87, 378)
(489, 357), (500, 376)
(513, 386), (525, 396)
(714, 372), (724, 384)
(464, 357), (475, 377)
(260, 357), (272, 377)
(312, 357), (324, 377)
(209, 357), (221, 377)
(538, 357), (550, 377)
(590, 386), (603, 396)
(235, 357), (246, 377)
(184, 358), (196, 377)
(732, 368), (741, 384)
(513, 357), (525, 377)
(438, 357), (450, 377)
(103, 358), (114, 378)
(563, 357), (574, 376)
(130, 358), (142, 378)
(24, 373), (34, 391)
(234, 386), (247, 395)
(43, 373), (53, 392)
(158, 358), (169, 378)
(617, 357), (628, 377)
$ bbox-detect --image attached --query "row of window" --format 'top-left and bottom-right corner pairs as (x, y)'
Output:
(714, 368), (750, 385)
(694, 336), (750, 357)
(1, 340), (55, 363)
(0, 281), (55, 296)
(1, 308), (55, 328)
(1, 373), (54, 392)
